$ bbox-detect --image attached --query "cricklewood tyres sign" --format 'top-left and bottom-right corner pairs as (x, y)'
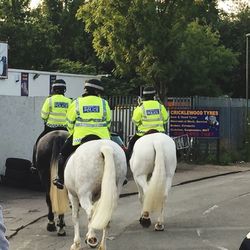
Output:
(169, 109), (220, 138)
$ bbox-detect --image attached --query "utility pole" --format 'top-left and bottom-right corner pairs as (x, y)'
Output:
(246, 33), (250, 161)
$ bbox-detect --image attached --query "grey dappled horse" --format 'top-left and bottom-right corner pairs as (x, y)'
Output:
(130, 133), (177, 231)
(61, 139), (127, 250)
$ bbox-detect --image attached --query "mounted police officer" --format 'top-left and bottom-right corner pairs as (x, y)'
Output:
(126, 86), (169, 162)
(31, 79), (72, 169)
(53, 78), (111, 189)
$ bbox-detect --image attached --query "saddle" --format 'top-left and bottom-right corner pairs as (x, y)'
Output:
(80, 134), (101, 144)
(144, 129), (159, 136)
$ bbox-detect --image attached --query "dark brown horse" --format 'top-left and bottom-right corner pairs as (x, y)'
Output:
(35, 130), (68, 236)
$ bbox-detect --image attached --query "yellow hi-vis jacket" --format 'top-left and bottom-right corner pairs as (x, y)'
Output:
(132, 100), (169, 136)
(66, 95), (111, 146)
(41, 94), (72, 128)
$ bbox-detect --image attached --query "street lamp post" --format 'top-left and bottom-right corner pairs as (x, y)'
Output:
(246, 33), (250, 121)
(246, 33), (250, 160)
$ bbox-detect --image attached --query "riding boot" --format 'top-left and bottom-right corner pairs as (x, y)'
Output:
(53, 153), (65, 189)
(126, 134), (141, 163)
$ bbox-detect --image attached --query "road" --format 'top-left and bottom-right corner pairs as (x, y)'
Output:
(5, 169), (250, 250)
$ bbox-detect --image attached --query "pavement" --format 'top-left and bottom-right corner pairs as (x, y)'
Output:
(1, 161), (250, 240)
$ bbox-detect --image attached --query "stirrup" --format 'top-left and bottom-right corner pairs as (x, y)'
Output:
(53, 178), (64, 189)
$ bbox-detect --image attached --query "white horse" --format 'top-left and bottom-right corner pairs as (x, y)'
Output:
(130, 133), (177, 231)
(64, 139), (127, 250)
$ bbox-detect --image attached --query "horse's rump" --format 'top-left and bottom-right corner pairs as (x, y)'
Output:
(131, 133), (176, 176)
(65, 139), (127, 193)
(36, 130), (68, 170)
(130, 133), (177, 213)
(65, 139), (127, 230)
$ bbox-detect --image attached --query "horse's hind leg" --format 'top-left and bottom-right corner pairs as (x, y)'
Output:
(79, 195), (98, 248)
(155, 176), (173, 231)
(46, 193), (56, 232)
(57, 214), (66, 236)
(155, 200), (165, 231)
(135, 175), (151, 228)
(134, 177), (145, 205)
(69, 193), (81, 250)
(98, 227), (108, 250)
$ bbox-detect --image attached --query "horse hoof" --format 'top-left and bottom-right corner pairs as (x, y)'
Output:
(57, 221), (66, 227)
(155, 223), (164, 231)
(85, 237), (98, 248)
(57, 229), (66, 236)
(139, 216), (151, 228)
(70, 242), (81, 250)
(47, 221), (56, 232)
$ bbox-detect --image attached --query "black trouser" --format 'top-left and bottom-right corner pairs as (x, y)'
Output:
(32, 125), (67, 167)
(126, 134), (141, 162)
(57, 136), (78, 182)
(57, 134), (101, 183)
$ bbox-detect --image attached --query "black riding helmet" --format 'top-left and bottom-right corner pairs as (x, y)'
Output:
(52, 79), (66, 94)
(83, 79), (104, 96)
(142, 86), (156, 100)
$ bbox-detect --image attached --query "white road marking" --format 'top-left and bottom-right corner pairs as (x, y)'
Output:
(196, 229), (201, 237)
(203, 205), (219, 215)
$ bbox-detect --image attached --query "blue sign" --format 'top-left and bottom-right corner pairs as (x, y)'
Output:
(169, 109), (220, 138)
(83, 106), (100, 113)
(54, 102), (69, 108)
(146, 109), (160, 115)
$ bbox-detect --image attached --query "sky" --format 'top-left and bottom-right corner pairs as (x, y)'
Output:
(30, 0), (40, 9)
(29, 0), (248, 12)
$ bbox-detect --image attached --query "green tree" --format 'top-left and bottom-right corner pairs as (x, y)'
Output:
(77, 0), (231, 98)
(41, 0), (99, 69)
(173, 21), (238, 96)
(50, 58), (97, 74)
(217, 5), (250, 97)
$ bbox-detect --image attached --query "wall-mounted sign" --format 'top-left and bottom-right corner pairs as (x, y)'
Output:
(21, 73), (29, 96)
(49, 75), (56, 95)
(165, 97), (192, 110)
(0, 42), (8, 79)
(169, 109), (220, 138)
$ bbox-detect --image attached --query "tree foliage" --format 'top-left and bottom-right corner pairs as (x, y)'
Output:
(77, 0), (238, 98)
(217, 4), (250, 97)
(173, 21), (238, 96)
(0, 0), (98, 70)
(0, 0), (248, 98)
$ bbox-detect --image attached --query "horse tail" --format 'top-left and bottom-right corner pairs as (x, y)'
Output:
(89, 145), (118, 230)
(50, 136), (69, 215)
(50, 136), (64, 168)
(143, 140), (167, 213)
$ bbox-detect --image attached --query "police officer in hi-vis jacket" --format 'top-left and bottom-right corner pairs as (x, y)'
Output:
(53, 78), (111, 189)
(126, 86), (169, 162)
(31, 79), (72, 169)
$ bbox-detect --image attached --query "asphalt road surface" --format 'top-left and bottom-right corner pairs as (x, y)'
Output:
(7, 171), (250, 250)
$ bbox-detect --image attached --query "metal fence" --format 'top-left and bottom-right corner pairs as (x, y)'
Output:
(109, 95), (247, 162)
(191, 96), (247, 162)
(108, 96), (137, 145)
